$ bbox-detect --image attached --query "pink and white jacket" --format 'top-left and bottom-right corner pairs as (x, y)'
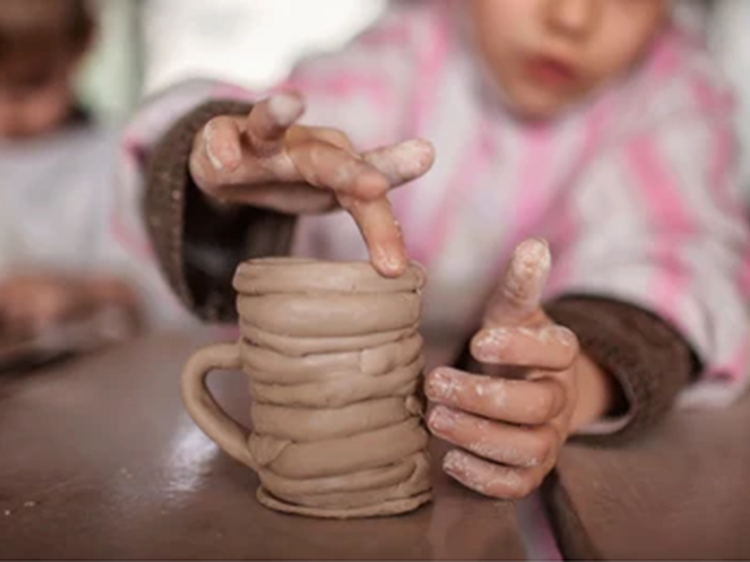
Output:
(118, 0), (750, 407)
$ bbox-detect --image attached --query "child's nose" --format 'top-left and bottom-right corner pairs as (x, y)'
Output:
(543, 0), (599, 39)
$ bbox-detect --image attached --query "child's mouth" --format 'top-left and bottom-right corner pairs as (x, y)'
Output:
(524, 55), (578, 89)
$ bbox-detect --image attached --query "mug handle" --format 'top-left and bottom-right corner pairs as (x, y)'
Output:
(181, 343), (256, 469)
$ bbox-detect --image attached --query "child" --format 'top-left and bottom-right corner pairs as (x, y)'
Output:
(122, 0), (750, 499)
(0, 0), (190, 341)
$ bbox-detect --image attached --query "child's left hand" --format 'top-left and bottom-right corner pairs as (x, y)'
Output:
(0, 274), (88, 335)
(425, 238), (613, 499)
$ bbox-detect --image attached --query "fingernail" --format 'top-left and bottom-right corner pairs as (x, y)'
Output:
(428, 406), (456, 433)
(379, 254), (407, 277)
(203, 125), (225, 171)
(515, 238), (550, 265)
(443, 449), (468, 474)
(425, 369), (455, 400)
(203, 123), (239, 171)
(394, 139), (435, 177)
(268, 93), (303, 127)
(547, 325), (577, 347)
(511, 238), (551, 284)
(472, 328), (510, 361)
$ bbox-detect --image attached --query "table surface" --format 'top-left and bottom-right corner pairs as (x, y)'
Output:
(544, 392), (750, 560)
(0, 332), (526, 560)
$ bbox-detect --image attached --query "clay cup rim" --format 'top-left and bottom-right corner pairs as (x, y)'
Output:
(233, 258), (427, 296)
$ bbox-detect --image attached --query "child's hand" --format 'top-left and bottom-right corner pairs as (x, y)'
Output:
(189, 94), (435, 277)
(0, 273), (142, 337)
(425, 238), (613, 499)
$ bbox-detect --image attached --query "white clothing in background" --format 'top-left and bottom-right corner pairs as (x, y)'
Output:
(0, 125), (193, 329)
(142, 0), (387, 93)
(709, 0), (750, 194)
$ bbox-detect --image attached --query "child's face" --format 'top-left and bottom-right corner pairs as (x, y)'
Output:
(0, 48), (81, 139)
(0, 0), (90, 139)
(467, 0), (669, 119)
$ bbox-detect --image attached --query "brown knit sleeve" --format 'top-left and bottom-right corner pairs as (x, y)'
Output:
(545, 296), (695, 444)
(451, 297), (695, 443)
(144, 100), (297, 323)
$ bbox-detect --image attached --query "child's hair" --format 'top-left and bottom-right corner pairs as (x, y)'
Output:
(0, 0), (95, 65)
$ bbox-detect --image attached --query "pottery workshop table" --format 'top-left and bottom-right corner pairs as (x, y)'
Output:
(544, 392), (750, 560)
(0, 332), (526, 560)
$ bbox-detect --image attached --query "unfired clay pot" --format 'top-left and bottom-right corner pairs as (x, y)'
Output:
(181, 258), (432, 519)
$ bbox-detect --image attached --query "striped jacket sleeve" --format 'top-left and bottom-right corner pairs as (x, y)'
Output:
(549, 93), (750, 409)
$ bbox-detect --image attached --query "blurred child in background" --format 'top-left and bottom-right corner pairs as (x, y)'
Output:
(0, 0), (188, 345)
(122, 0), (750, 500)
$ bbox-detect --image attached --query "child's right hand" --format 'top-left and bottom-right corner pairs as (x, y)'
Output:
(189, 93), (435, 277)
(0, 273), (143, 339)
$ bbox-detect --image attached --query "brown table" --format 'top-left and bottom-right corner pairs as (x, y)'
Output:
(544, 392), (750, 560)
(0, 332), (526, 560)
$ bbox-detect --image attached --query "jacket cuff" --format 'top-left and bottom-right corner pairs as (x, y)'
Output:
(144, 100), (297, 323)
(546, 296), (694, 444)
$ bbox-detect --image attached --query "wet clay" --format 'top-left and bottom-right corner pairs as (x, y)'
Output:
(236, 258), (431, 518)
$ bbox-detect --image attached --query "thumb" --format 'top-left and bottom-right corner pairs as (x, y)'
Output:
(484, 238), (551, 328)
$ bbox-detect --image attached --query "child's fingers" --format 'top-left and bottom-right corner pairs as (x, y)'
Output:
(362, 139), (435, 186)
(428, 405), (559, 470)
(442, 449), (543, 500)
(470, 325), (579, 370)
(295, 133), (434, 187)
(287, 140), (391, 200)
(425, 367), (566, 425)
(345, 197), (409, 277)
(247, 93), (305, 146)
(484, 238), (552, 328)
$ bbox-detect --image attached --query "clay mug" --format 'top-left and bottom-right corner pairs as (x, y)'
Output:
(181, 258), (432, 518)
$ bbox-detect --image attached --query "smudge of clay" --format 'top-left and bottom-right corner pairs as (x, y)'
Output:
(487, 378), (508, 409)
(373, 247), (407, 277)
(392, 139), (435, 178)
(501, 238), (551, 314)
(427, 373), (507, 417)
(474, 325), (576, 367)
(443, 450), (528, 497)
(443, 449), (491, 493)
(512, 238), (551, 286)
(474, 329), (512, 359)
(426, 369), (462, 401)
